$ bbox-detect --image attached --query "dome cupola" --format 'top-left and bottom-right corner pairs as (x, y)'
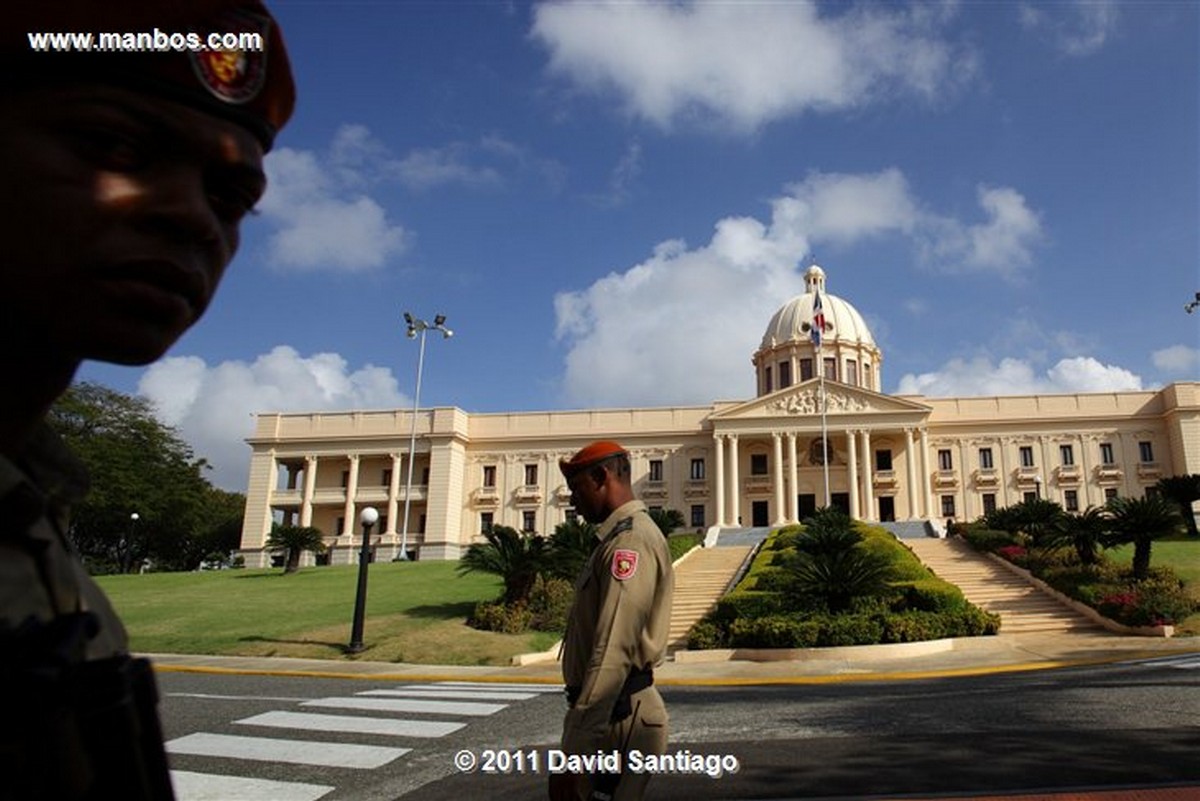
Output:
(752, 264), (882, 396)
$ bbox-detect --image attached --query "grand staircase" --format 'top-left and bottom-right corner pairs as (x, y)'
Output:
(667, 544), (755, 651)
(905, 537), (1100, 633)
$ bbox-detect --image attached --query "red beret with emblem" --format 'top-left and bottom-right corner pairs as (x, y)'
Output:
(2, 0), (295, 150)
(560, 440), (628, 480)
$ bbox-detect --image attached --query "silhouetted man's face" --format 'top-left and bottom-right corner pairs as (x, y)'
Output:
(0, 83), (266, 366)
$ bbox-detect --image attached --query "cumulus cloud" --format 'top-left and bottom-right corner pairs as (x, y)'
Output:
(554, 168), (1041, 406)
(1152, 344), (1200, 376)
(259, 129), (410, 272)
(896, 355), (1142, 397)
(1019, 0), (1119, 57)
(531, 0), (975, 131)
(917, 186), (1043, 277)
(138, 347), (407, 490)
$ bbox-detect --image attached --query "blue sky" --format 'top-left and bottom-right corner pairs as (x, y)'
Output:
(79, 0), (1200, 491)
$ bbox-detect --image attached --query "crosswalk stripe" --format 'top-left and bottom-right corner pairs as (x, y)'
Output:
(359, 688), (539, 701)
(302, 696), (506, 716)
(171, 770), (334, 801)
(166, 732), (409, 769)
(235, 710), (466, 738)
(427, 681), (563, 692)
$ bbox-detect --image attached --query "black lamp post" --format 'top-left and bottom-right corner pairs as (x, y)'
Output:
(348, 506), (378, 653)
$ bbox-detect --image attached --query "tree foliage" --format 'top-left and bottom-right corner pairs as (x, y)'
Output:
(1103, 495), (1185, 580)
(457, 525), (549, 604)
(647, 507), (685, 536)
(1156, 474), (1200, 538)
(266, 524), (326, 574)
(546, 517), (598, 580)
(47, 382), (243, 573)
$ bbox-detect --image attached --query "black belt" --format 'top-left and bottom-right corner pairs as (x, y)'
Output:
(566, 667), (653, 723)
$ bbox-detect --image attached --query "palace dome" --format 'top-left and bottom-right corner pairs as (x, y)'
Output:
(759, 265), (876, 350)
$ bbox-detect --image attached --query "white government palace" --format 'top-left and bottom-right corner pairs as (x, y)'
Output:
(237, 265), (1199, 566)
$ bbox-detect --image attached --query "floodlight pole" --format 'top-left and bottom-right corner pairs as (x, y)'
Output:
(399, 313), (452, 561)
(348, 506), (379, 653)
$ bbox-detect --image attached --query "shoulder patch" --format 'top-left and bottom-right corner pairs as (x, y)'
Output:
(611, 549), (639, 581)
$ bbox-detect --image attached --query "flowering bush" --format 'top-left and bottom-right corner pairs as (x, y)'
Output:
(996, 545), (1028, 564)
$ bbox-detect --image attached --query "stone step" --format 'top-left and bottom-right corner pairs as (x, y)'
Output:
(667, 545), (756, 650)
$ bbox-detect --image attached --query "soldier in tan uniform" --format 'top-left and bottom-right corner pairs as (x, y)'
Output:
(551, 441), (675, 801)
(0, 3), (294, 797)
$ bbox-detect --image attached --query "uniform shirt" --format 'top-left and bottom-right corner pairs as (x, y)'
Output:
(0, 425), (128, 660)
(561, 499), (674, 754)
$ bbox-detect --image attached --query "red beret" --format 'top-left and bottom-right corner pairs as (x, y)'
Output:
(560, 441), (628, 480)
(3, 1), (295, 150)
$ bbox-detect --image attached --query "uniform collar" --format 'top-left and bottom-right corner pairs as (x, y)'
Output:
(596, 499), (647, 541)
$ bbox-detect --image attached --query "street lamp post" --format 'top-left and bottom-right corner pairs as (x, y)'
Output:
(398, 312), (452, 561)
(126, 512), (139, 574)
(1034, 475), (1043, 500)
(348, 506), (379, 653)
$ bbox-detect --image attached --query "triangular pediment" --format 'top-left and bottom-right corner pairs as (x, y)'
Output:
(711, 379), (931, 422)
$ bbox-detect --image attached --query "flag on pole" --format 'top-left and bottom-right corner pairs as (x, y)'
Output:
(811, 289), (826, 350)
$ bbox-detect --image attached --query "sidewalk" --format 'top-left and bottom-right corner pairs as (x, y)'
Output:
(147, 628), (1200, 685)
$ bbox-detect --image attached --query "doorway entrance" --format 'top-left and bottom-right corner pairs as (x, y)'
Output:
(878, 496), (896, 522)
(751, 500), (770, 527)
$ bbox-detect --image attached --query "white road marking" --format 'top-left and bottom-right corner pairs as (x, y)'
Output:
(359, 688), (539, 701)
(302, 696), (506, 716)
(171, 770), (334, 801)
(166, 732), (409, 769)
(167, 693), (310, 703)
(428, 681), (563, 692)
(235, 710), (466, 738)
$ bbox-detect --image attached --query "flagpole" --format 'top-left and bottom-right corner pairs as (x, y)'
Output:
(819, 351), (830, 508)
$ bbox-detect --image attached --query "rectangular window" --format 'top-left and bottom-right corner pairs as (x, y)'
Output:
(566, 509), (578, 524)
(522, 510), (536, 533)
(690, 504), (705, 528)
(1100, 443), (1115, 465)
(524, 464), (538, 485)
(764, 366), (772, 394)
(750, 453), (769, 475)
(690, 458), (706, 480)
(421, 467), (430, 485)
(938, 449), (953, 470)
(941, 495), (956, 517)
(341, 470), (350, 488)
(823, 357), (836, 380)
(799, 359), (814, 381)
(1060, 445), (1074, 466)
(1064, 490), (1079, 512)
(982, 493), (997, 515)
(1139, 441), (1154, 463)
(875, 450), (893, 471)
(846, 360), (858, 386)
(1104, 487), (1118, 501)
(1019, 446), (1035, 468)
(382, 468), (392, 487)
(649, 459), (663, 482)
(979, 448), (994, 469)
(863, 363), (872, 390)
(778, 360), (792, 388)
(1023, 491), (1037, 504)
(482, 465), (496, 487)
(480, 512), (493, 532)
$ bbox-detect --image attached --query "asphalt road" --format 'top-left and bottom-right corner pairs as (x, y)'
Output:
(157, 654), (1200, 800)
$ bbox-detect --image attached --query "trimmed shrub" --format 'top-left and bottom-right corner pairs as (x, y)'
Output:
(894, 579), (970, 613)
(729, 615), (819, 649)
(815, 614), (884, 646)
(528, 576), (574, 632)
(469, 600), (532, 634)
(686, 620), (725, 651)
(962, 527), (1021, 553)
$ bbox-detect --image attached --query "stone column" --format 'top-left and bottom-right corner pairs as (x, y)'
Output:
(787, 432), (799, 523)
(919, 428), (932, 519)
(385, 452), (402, 537)
(1078, 434), (1094, 508)
(299, 455), (317, 527)
(772, 432), (786, 526)
(728, 434), (740, 527)
(904, 428), (918, 520)
(714, 434), (726, 527)
(847, 429), (860, 520)
(861, 430), (874, 522)
(342, 454), (360, 537)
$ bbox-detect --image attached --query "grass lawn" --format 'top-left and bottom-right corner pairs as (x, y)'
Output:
(96, 562), (562, 666)
(1106, 536), (1200, 635)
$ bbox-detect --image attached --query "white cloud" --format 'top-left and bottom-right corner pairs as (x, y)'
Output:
(260, 131), (409, 272)
(917, 186), (1043, 278)
(896, 355), (1142, 397)
(554, 168), (1041, 406)
(1152, 344), (1200, 376)
(531, 0), (974, 131)
(1019, 0), (1118, 57)
(138, 347), (407, 491)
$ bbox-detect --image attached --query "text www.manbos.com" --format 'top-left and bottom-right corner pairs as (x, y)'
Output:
(27, 30), (264, 54)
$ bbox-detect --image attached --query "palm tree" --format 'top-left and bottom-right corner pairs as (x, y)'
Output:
(265, 524), (326, 574)
(1156, 474), (1200, 538)
(1104, 495), (1185, 580)
(1049, 506), (1107, 565)
(546, 517), (598, 580)
(457, 524), (549, 604)
(647, 507), (686, 536)
(1014, 497), (1065, 546)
